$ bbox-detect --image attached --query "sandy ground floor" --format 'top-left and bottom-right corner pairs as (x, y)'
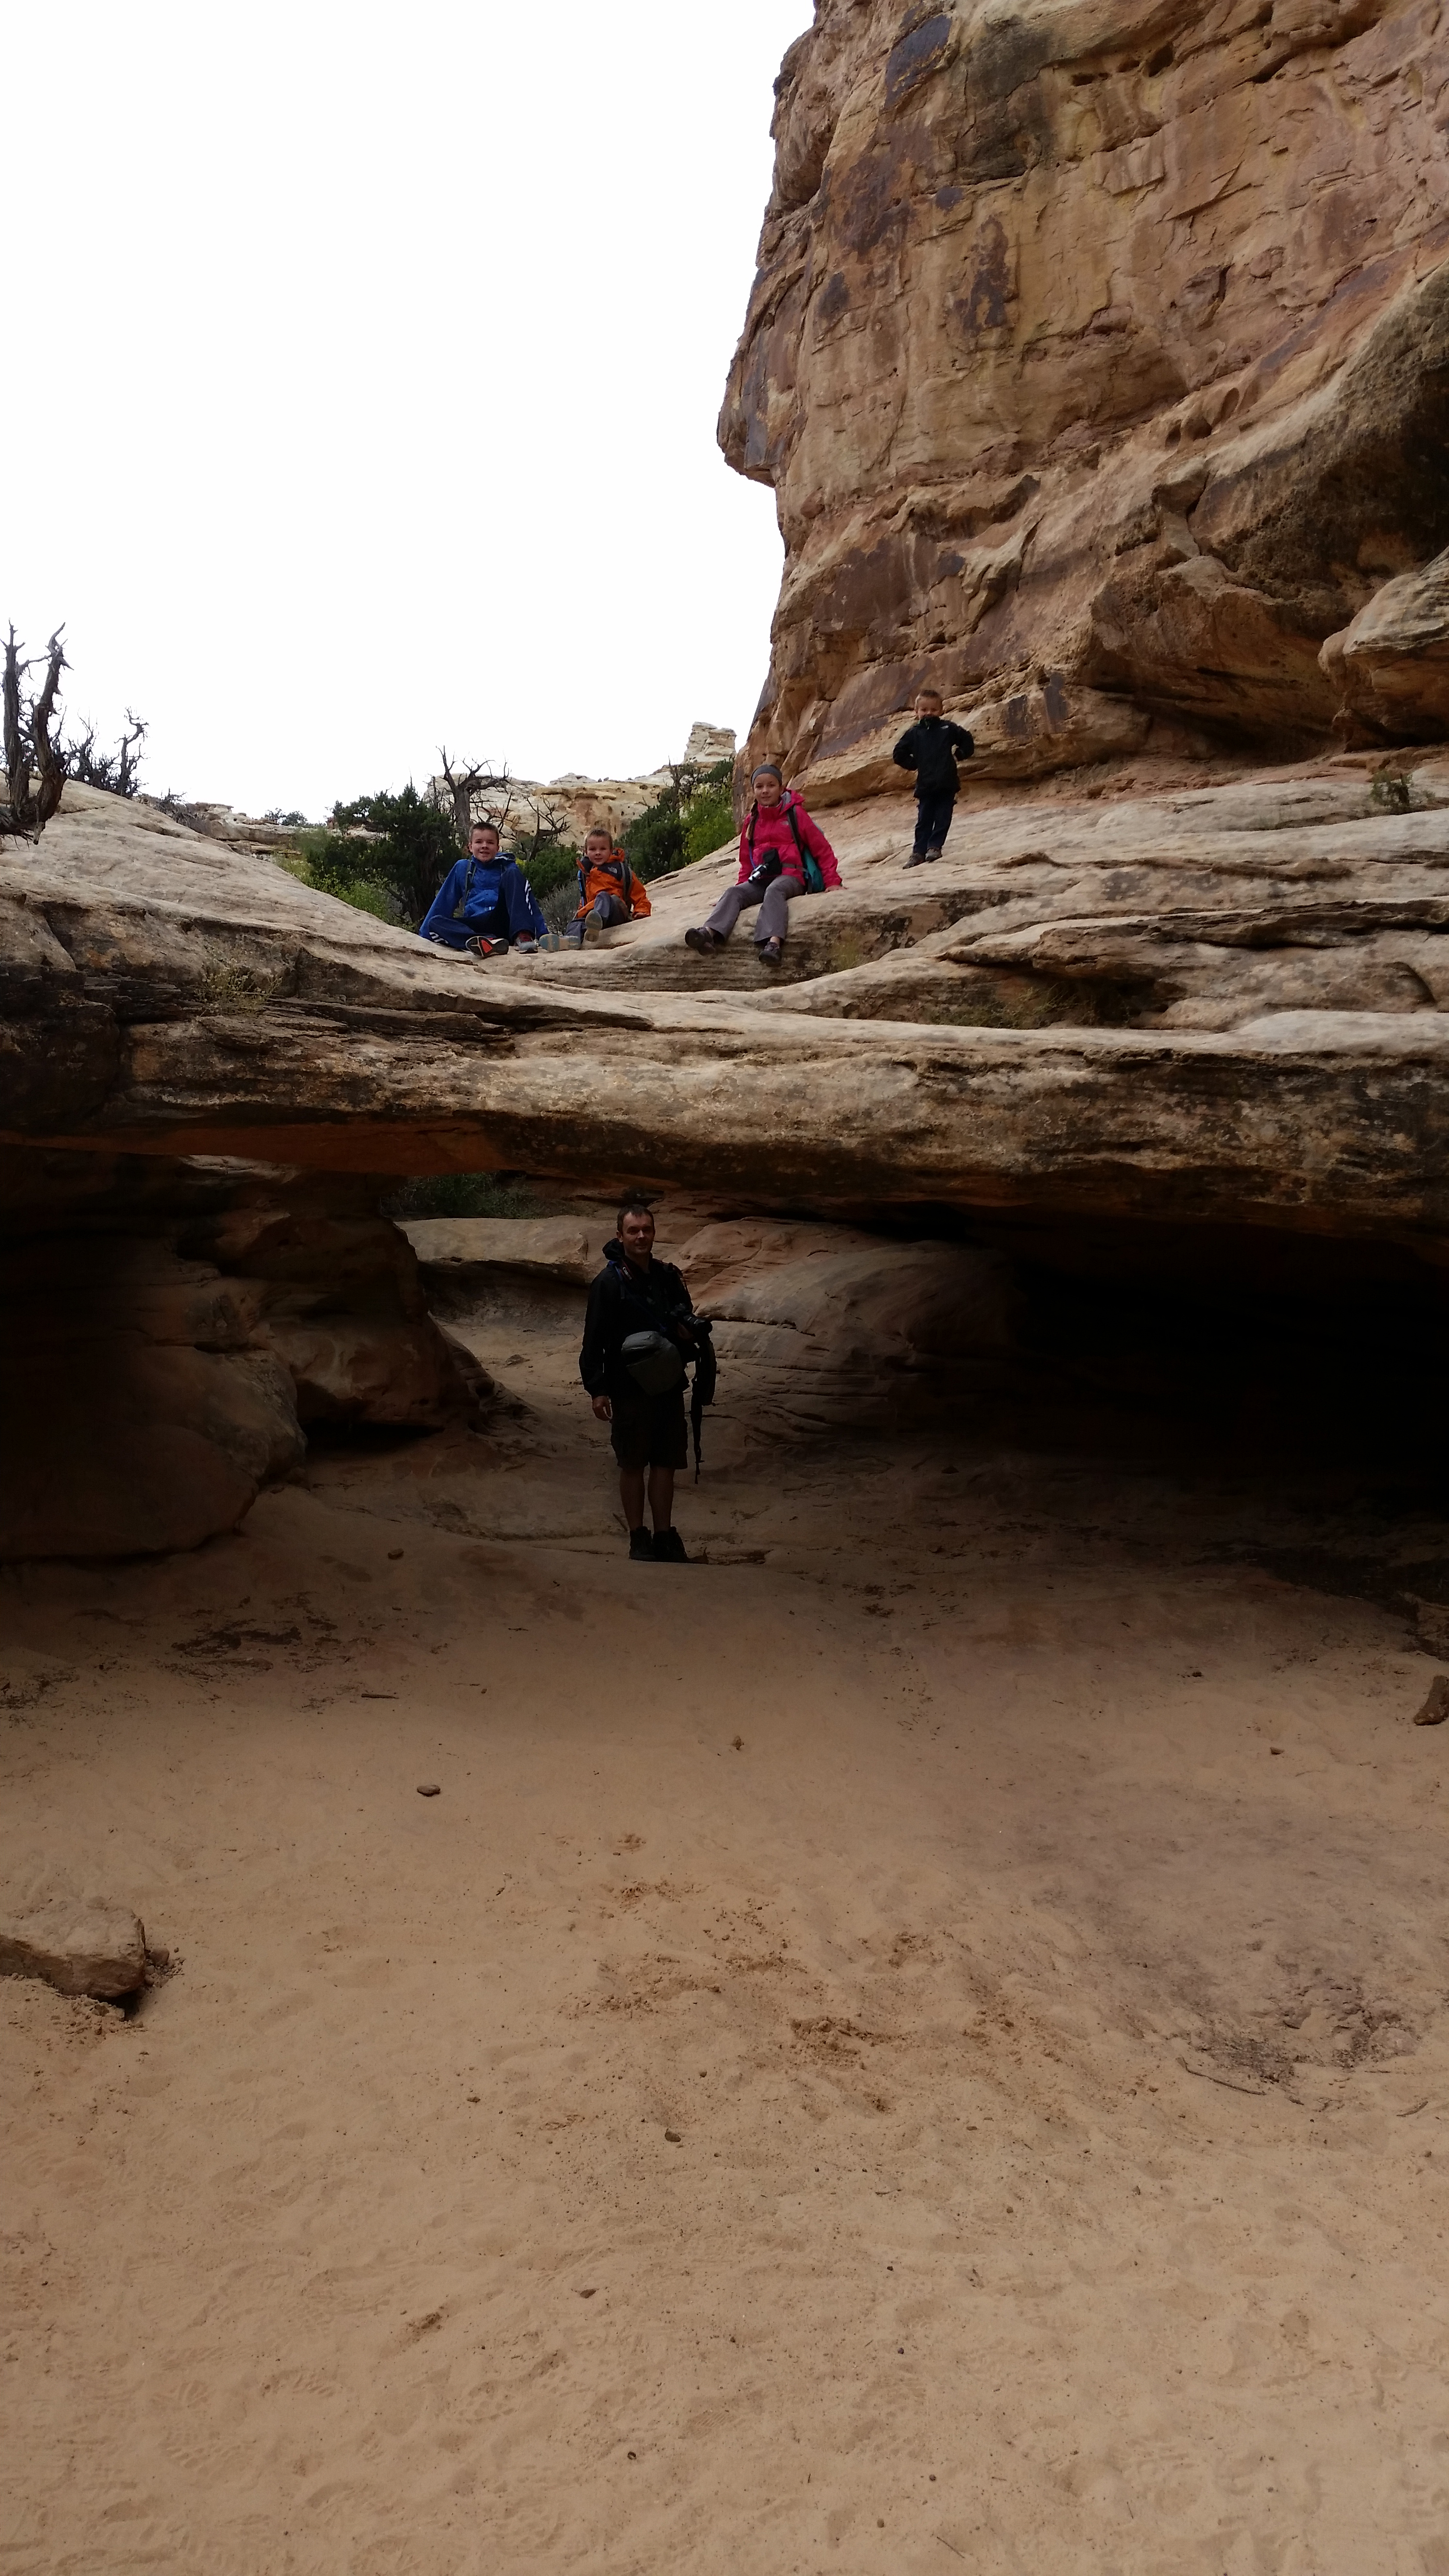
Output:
(4, 1248), (1449, 2574)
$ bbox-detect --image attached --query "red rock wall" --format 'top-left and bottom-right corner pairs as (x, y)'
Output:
(720, 0), (1449, 795)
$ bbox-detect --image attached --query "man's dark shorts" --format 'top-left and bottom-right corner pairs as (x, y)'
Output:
(610, 1386), (688, 1472)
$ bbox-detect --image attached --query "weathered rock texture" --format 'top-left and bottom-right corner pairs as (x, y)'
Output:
(0, 1884), (147, 1999)
(0, 1128), (478, 1560)
(408, 1212), (1014, 1433)
(720, 1), (1449, 793)
(7, 774), (1449, 1548)
(1323, 544), (1449, 742)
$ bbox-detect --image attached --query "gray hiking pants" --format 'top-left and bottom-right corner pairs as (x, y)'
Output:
(705, 873), (804, 945)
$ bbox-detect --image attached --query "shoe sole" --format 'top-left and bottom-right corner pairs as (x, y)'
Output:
(684, 931), (715, 955)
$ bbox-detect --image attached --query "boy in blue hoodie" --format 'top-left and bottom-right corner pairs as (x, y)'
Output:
(419, 821), (545, 955)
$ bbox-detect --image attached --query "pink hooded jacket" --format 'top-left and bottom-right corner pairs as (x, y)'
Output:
(735, 789), (841, 888)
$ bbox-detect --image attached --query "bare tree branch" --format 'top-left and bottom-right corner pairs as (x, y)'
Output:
(435, 747), (512, 849)
(0, 626), (68, 838)
(30, 631), (67, 829)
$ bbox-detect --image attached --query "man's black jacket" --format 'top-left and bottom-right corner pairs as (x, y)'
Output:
(580, 1240), (697, 1399)
(892, 714), (975, 797)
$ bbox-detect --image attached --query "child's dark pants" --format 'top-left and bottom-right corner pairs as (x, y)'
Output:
(913, 790), (956, 857)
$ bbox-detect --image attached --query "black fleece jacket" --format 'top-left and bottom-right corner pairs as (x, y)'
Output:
(892, 713), (975, 797)
(579, 1241), (697, 1399)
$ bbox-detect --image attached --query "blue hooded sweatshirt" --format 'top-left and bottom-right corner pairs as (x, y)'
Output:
(420, 853), (546, 949)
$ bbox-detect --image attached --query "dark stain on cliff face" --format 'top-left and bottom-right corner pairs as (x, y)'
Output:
(967, 14), (1053, 106)
(837, 128), (918, 257)
(957, 217), (1013, 338)
(817, 271), (852, 333)
(885, 11), (952, 107)
(813, 537), (920, 643)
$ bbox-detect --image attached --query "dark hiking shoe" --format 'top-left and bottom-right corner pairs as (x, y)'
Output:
(628, 1526), (655, 1562)
(684, 926), (719, 956)
(757, 936), (783, 964)
(653, 1527), (690, 1562)
(903, 852), (931, 869)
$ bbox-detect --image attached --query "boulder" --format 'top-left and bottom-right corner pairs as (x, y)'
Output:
(0, 1884), (147, 1999)
(720, 0), (1449, 779)
(402, 1216), (597, 1289)
(1320, 549), (1449, 743)
(0, 1138), (478, 1560)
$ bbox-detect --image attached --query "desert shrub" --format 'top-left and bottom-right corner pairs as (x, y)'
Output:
(520, 842), (579, 908)
(624, 758), (736, 884)
(286, 785), (460, 927)
(538, 877), (580, 933)
(682, 778), (736, 861)
(279, 831), (401, 920)
(380, 1171), (543, 1221)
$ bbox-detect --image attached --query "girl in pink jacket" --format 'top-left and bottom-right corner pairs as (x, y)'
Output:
(684, 765), (840, 965)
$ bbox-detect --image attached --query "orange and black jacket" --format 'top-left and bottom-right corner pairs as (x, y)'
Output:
(575, 853), (651, 920)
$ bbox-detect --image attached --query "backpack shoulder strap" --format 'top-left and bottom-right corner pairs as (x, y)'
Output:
(786, 801), (806, 862)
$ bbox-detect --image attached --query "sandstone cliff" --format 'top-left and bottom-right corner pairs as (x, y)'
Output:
(6, 777), (1449, 1554)
(720, 0), (1449, 793)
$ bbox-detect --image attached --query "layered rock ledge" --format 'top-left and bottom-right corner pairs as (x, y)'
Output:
(6, 779), (1449, 1238)
(6, 777), (1449, 1553)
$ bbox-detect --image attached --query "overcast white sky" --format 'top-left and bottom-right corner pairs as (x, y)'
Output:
(14, 2), (812, 818)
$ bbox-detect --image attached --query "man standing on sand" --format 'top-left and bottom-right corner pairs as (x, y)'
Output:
(580, 1201), (701, 1563)
(892, 687), (975, 867)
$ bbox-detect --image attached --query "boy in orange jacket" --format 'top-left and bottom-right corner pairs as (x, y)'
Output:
(565, 829), (652, 947)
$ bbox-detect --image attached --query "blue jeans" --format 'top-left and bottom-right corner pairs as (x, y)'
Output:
(565, 890), (628, 944)
(913, 790), (955, 857)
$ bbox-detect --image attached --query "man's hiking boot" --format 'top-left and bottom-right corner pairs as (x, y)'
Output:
(628, 1526), (655, 1562)
(653, 1527), (689, 1562)
(757, 936), (783, 964)
(684, 926), (719, 956)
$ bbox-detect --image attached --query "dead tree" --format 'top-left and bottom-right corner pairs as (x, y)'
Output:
(63, 708), (148, 797)
(1, 628), (67, 837)
(509, 786), (570, 865)
(434, 748), (512, 849)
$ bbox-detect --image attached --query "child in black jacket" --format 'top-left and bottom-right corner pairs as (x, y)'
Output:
(892, 687), (975, 864)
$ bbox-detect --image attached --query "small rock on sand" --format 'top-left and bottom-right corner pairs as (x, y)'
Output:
(1413, 1675), (1449, 1726)
(417, 1782), (441, 1796)
(0, 1884), (147, 1998)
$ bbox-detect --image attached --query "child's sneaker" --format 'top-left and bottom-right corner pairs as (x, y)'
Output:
(582, 909), (604, 944)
